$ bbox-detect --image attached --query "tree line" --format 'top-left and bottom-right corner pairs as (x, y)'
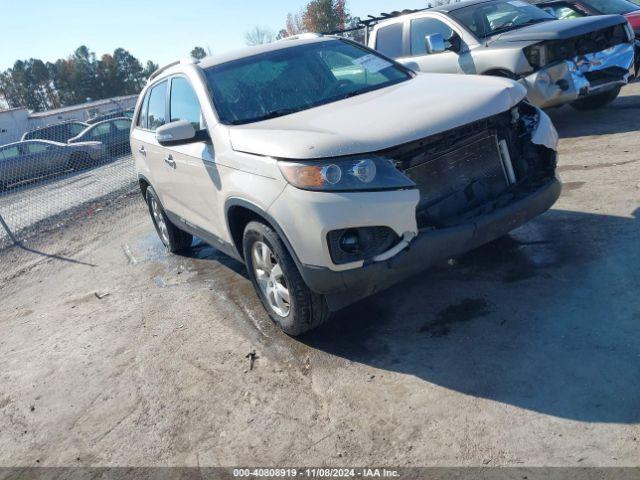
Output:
(244, 0), (365, 46)
(1, 0), (376, 112)
(0, 46), (158, 112)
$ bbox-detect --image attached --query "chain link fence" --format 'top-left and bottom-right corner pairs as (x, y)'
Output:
(0, 107), (141, 255)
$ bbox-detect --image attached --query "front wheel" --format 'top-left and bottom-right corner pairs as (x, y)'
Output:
(145, 186), (192, 253)
(243, 221), (329, 336)
(570, 86), (621, 110)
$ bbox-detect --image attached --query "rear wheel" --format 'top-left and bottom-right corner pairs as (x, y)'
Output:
(145, 186), (192, 253)
(243, 221), (329, 336)
(570, 86), (621, 110)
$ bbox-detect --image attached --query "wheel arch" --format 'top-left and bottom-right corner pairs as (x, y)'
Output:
(481, 68), (517, 79)
(138, 174), (152, 200)
(225, 198), (303, 269)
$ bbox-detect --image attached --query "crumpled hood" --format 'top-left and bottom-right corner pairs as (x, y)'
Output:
(491, 15), (627, 43)
(229, 73), (526, 160)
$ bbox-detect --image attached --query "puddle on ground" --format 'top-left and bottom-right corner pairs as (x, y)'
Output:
(420, 298), (492, 337)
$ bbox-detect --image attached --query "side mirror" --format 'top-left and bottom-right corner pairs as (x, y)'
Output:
(156, 120), (209, 146)
(425, 33), (446, 54)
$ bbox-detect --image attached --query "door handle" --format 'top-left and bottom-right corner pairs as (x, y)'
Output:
(164, 154), (176, 169)
(138, 145), (146, 156)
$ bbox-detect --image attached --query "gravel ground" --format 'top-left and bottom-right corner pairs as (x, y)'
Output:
(0, 154), (137, 248)
(0, 84), (638, 468)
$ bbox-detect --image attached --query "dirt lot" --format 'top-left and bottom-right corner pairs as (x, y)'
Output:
(1, 84), (639, 468)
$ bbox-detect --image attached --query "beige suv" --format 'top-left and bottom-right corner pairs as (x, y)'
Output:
(131, 36), (560, 335)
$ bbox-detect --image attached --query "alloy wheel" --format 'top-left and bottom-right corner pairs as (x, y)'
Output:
(251, 241), (291, 317)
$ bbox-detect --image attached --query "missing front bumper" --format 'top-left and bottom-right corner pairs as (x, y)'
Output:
(522, 42), (635, 108)
(300, 176), (561, 311)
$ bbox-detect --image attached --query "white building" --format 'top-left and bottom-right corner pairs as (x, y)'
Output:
(0, 108), (30, 145)
(0, 95), (138, 145)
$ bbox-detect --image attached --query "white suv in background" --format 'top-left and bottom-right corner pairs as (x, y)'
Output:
(131, 36), (560, 335)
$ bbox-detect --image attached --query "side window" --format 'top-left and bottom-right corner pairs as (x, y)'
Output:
(147, 81), (168, 131)
(375, 23), (404, 59)
(170, 77), (202, 130)
(3, 146), (20, 159)
(90, 123), (112, 139)
(136, 91), (150, 128)
(26, 142), (50, 154)
(69, 123), (85, 136)
(113, 119), (132, 131)
(410, 17), (455, 55)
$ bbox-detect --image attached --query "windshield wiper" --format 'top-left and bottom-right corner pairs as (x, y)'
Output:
(232, 108), (301, 124)
(489, 17), (553, 37)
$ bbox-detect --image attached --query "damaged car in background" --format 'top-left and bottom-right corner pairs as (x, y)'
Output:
(132, 37), (560, 335)
(368, 0), (636, 109)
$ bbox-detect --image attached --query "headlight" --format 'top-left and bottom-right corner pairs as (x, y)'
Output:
(523, 44), (547, 70)
(278, 156), (415, 191)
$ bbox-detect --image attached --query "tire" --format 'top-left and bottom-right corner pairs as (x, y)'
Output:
(570, 86), (621, 110)
(145, 186), (193, 253)
(243, 221), (330, 336)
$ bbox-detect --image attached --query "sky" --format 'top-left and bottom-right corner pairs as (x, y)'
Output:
(2, 0), (429, 70)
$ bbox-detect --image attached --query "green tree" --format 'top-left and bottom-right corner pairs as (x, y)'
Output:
(143, 60), (159, 80)
(190, 46), (207, 60)
(302, 0), (349, 33)
(1, 46), (156, 112)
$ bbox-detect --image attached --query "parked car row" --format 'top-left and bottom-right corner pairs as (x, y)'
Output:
(368, 0), (636, 109)
(0, 140), (104, 189)
(0, 117), (133, 190)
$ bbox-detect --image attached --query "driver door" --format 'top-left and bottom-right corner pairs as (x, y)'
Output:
(399, 15), (472, 74)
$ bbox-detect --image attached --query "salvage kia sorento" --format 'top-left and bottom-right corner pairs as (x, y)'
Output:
(131, 36), (561, 335)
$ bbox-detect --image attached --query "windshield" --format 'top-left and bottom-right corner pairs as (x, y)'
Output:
(204, 39), (411, 125)
(450, 0), (556, 38)
(581, 0), (639, 14)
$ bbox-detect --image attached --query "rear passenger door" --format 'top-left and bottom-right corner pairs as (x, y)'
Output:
(131, 80), (181, 214)
(26, 141), (65, 174)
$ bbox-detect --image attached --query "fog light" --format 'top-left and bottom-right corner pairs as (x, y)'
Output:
(339, 229), (361, 253)
(327, 226), (400, 265)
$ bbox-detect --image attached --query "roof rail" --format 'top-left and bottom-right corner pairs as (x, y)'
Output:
(148, 58), (197, 83)
(322, 8), (430, 41)
(278, 32), (324, 42)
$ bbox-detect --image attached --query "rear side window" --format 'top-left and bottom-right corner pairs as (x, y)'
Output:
(27, 143), (49, 154)
(410, 18), (455, 55)
(376, 23), (404, 59)
(147, 81), (168, 130)
(90, 123), (112, 139)
(170, 77), (202, 129)
(136, 92), (150, 128)
(113, 119), (132, 131)
(69, 123), (86, 136)
(2, 146), (20, 159)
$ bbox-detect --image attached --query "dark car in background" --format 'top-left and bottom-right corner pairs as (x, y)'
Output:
(527, 0), (640, 33)
(21, 121), (89, 143)
(68, 117), (132, 156)
(0, 140), (105, 189)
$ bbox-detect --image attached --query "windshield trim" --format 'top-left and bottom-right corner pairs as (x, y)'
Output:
(449, 0), (556, 39)
(204, 38), (414, 126)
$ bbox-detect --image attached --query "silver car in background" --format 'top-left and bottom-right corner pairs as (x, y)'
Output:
(0, 140), (104, 189)
(368, 0), (636, 109)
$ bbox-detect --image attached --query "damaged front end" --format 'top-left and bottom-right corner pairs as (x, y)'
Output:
(314, 103), (561, 310)
(387, 101), (558, 231)
(521, 24), (635, 108)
